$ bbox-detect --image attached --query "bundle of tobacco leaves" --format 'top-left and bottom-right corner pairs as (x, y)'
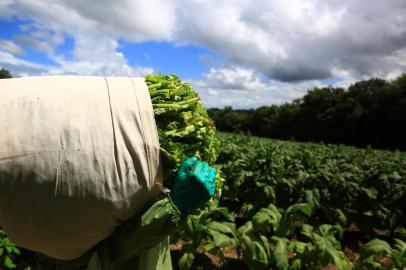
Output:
(145, 74), (223, 197)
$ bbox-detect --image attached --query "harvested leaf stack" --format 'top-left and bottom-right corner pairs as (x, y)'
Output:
(145, 74), (223, 196)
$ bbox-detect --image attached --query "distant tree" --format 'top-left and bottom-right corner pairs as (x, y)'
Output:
(208, 73), (406, 150)
(0, 68), (12, 79)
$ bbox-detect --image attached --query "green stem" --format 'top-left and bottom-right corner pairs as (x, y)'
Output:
(165, 125), (195, 137)
(147, 82), (162, 91)
(150, 89), (170, 98)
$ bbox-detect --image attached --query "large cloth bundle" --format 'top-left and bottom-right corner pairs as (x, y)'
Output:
(0, 76), (163, 260)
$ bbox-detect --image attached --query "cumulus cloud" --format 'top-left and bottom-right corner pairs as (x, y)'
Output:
(0, 40), (24, 55)
(198, 67), (268, 91)
(2, 0), (406, 81)
(176, 0), (406, 81)
(190, 66), (333, 108)
(0, 0), (156, 76)
(1, 0), (405, 106)
(0, 49), (51, 76)
(15, 35), (54, 53)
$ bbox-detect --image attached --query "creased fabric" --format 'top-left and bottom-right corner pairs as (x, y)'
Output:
(0, 76), (163, 260)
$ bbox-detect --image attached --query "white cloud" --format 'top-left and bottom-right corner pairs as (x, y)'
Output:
(3, 0), (406, 81)
(1, 0), (156, 76)
(201, 67), (268, 91)
(0, 49), (52, 76)
(15, 35), (54, 53)
(1, 0), (406, 107)
(0, 40), (24, 55)
(175, 0), (406, 81)
(191, 66), (327, 108)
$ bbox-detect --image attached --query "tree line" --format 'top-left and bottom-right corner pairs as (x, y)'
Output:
(0, 68), (12, 79)
(208, 73), (406, 151)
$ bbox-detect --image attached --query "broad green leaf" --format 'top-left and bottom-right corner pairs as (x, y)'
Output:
(290, 258), (302, 270)
(271, 236), (289, 270)
(359, 239), (392, 260)
(11, 246), (20, 255)
(392, 239), (406, 267)
(362, 187), (378, 200)
(318, 224), (333, 236)
(4, 256), (16, 269)
(288, 241), (309, 254)
(5, 245), (12, 253)
(393, 238), (406, 254)
(206, 221), (235, 236)
(178, 252), (195, 270)
(252, 206), (281, 233)
(305, 189), (320, 208)
(301, 224), (314, 238)
(209, 230), (234, 248)
(325, 249), (353, 270)
(241, 203), (254, 215)
(334, 209), (347, 225)
(285, 203), (313, 218)
(242, 235), (270, 270)
(313, 234), (331, 251)
(238, 221), (253, 235)
(263, 186), (275, 202)
(212, 207), (232, 220)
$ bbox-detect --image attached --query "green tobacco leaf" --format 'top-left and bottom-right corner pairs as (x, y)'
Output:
(179, 252), (195, 270)
(252, 205), (281, 233)
(242, 235), (270, 270)
(393, 238), (406, 254)
(285, 203), (313, 218)
(301, 224), (314, 238)
(290, 258), (302, 270)
(206, 221), (236, 236)
(288, 241), (309, 255)
(326, 249), (353, 270)
(4, 256), (16, 269)
(318, 224), (334, 236)
(355, 256), (383, 269)
(392, 239), (406, 267)
(263, 186), (276, 202)
(238, 221), (253, 236)
(209, 230), (234, 248)
(305, 189), (320, 208)
(241, 203), (254, 215)
(334, 209), (347, 225)
(271, 236), (289, 270)
(277, 203), (313, 237)
(359, 239), (392, 260)
(11, 246), (20, 255)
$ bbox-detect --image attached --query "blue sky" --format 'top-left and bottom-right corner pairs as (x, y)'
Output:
(1, 1), (405, 108)
(118, 40), (217, 79)
(0, 18), (218, 79)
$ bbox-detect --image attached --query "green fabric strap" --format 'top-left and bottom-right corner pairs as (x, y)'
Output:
(95, 196), (182, 270)
(36, 196), (182, 270)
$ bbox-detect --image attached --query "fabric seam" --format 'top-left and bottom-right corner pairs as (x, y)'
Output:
(131, 78), (152, 189)
(104, 77), (122, 195)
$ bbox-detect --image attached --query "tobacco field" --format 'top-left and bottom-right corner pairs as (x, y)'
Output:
(1, 132), (406, 269)
(171, 132), (406, 270)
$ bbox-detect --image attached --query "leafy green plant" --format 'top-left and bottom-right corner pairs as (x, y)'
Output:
(296, 224), (352, 270)
(237, 203), (281, 270)
(355, 238), (406, 269)
(176, 200), (237, 270)
(0, 229), (20, 269)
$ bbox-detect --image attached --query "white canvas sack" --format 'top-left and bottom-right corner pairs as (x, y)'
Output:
(0, 76), (163, 260)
